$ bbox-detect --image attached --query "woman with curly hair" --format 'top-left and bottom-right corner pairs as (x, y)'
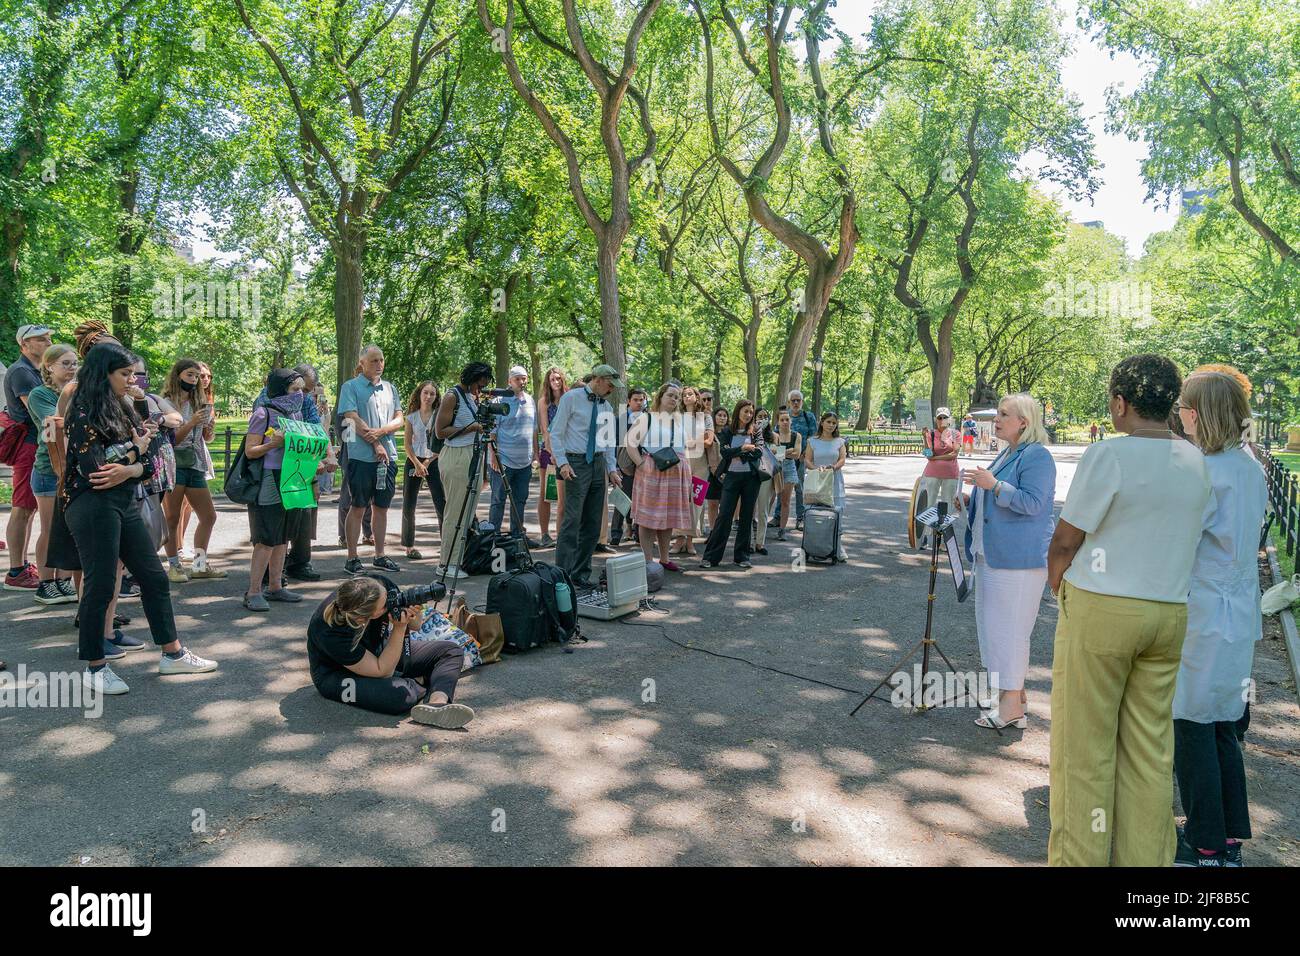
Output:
(1045, 354), (1211, 866)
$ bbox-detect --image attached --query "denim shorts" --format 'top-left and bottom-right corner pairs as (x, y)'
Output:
(174, 467), (210, 489)
(30, 469), (59, 497)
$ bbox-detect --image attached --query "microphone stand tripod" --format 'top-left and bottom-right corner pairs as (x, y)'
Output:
(849, 504), (998, 733)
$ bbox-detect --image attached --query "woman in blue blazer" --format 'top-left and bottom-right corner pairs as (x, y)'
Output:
(962, 394), (1057, 730)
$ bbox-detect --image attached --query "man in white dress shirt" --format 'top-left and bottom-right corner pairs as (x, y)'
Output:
(550, 364), (623, 588)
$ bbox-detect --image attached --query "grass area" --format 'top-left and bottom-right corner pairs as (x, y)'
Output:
(1275, 450), (1299, 473)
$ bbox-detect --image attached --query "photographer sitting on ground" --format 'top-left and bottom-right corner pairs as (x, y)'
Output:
(307, 575), (474, 729)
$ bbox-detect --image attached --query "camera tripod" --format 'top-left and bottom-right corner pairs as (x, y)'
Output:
(437, 416), (534, 613)
(849, 504), (998, 732)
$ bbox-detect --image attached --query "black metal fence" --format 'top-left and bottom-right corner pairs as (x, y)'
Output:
(204, 426), (920, 481)
(1262, 449), (1298, 566)
(846, 435), (924, 456)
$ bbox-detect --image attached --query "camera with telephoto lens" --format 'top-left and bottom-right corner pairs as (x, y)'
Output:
(475, 387), (512, 420)
(385, 581), (447, 616)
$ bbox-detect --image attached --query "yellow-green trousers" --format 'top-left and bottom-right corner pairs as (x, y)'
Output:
(1048, 580), (1187, 866)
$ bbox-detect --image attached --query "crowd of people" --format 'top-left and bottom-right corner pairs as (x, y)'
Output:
(0, 330), (1277, 866)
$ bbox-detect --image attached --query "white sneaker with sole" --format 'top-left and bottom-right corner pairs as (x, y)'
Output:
(439, 565), (467, 581)
(410, 702), (475, 729)
(84, 665), (129, 696)
(159, 648), (219, 675)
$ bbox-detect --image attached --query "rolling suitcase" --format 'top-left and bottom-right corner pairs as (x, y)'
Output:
(801, 505), (841, 564)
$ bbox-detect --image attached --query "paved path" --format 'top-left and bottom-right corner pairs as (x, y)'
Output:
(2, 447), (1297, 865)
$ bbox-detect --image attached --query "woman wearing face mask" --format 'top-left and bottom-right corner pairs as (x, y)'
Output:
(700, 401), (764, 570)
(64, 343), (218, 696)
(161, 358), (226, 583)
(28, 344), (80, 606)
(772, 407), (803, 542)
(176, 361), (219, 551)
(119, 356), (182, 600)
(705, 406), (729, 533)
(750, 408), (779, 556)
(241, 369), (310, 612)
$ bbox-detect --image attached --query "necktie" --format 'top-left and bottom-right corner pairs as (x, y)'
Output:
(586, 390), (600, 463)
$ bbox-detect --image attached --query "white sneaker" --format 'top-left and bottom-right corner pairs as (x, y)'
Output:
(439, 565), (468, 581)
(84, 665), (129, 696)
(159, 647), (218, 675)
(410, 702), (475, 729)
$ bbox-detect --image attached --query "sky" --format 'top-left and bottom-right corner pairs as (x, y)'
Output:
(829, 0), (1179, 256)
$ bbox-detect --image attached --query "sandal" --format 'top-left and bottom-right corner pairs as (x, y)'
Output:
(974, 710), (1027, 730)
(406, 549), (422, 560)
(661, 560), (684, 573)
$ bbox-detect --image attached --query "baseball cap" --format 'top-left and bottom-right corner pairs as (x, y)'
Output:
(508, 365), (528, 379)
(589, 363), (625, 387)
(936, 406), (952, 419)
(16, 324), (53, 345)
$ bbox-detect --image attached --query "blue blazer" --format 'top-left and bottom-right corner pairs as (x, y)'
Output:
(963, 441), (1057, 570)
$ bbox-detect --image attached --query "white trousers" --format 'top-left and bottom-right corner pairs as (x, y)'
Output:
(974, 555), (1047, 692)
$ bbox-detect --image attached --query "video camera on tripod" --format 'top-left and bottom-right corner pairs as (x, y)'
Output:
(474, 388), (513, 422)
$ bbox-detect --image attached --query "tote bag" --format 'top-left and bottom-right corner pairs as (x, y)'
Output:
(803, 467), (836, 506)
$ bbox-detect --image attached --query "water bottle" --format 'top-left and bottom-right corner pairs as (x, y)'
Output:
(376, 459), (387, 491)
(555, 581), (573, 614)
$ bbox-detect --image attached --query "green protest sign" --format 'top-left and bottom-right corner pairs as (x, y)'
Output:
(278, 419), (329, 510)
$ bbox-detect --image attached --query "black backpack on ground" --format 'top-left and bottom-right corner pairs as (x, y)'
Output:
(485, 561), (581, 652)
(486, 568), (548, 651)
(460, 521), (498, 575)
(532, 561), (580, 643)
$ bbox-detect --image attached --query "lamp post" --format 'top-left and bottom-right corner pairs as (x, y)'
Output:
(1263, 379), (1276, 450)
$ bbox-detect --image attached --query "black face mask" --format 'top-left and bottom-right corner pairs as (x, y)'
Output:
(180, 379), (198, 392)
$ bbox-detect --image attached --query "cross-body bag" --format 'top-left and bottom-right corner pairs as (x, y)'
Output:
(649, 415), (679, 471)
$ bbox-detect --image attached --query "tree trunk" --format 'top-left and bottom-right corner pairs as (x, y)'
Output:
(744, 319), (760, 404)
(929, 344), (954, 412)
(809, 297), (832, 415)
(494, 309), (510, 386)
(671, 328), (681, 382)
(596, 234), (628, 402)
(526, 272), (541, 402)
(1, 216), (25, 341)
(333, 242), (365, 402)
(712, 331), (723, 403)
(855, 319), (882, 429)
(775, 265), (830, 408)
(110, 166), (139, 348)
(660, 332), (672, 384)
